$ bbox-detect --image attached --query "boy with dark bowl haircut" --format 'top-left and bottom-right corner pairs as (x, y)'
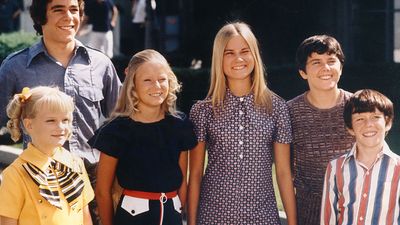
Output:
(321, 89), (400, 225)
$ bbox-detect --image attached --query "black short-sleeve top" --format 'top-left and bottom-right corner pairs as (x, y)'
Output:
(88, 114), (197, 192)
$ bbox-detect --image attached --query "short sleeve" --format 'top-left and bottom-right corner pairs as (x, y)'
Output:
(178, 115), (198, 151)
(87, 121), (125, 158)
(0, 165), (25, 219)
(189, 101), (211, 142)
(272, 96), (292, 144)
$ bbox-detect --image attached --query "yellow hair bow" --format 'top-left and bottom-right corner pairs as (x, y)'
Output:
(18, 87), (32, 103)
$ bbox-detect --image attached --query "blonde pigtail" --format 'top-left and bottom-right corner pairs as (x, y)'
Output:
(7, 119), (21, 142)
(6, 95), (25, 142)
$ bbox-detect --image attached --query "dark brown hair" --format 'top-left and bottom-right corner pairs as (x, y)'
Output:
(30, 0), (84, 35)
(344, 89), (394, 129)
(296, 35), (345, 72)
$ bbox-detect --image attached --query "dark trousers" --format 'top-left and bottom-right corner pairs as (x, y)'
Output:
(114, 195), (183, 225)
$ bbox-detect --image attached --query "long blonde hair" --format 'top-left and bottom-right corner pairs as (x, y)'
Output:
(6, 86), (74, 142)
(208, 22), (272, 112)
(111, 49), (181, 118)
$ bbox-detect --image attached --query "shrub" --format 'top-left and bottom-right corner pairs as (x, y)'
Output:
(0, 32), (40, 62)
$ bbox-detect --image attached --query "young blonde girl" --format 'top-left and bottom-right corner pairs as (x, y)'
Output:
(188, 22), (297, 225)
(88, 49), (197, 225)
(0, 86), (94, 225)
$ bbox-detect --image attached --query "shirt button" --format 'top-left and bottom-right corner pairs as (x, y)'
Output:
(239, 110), (244, 115)
(239, 97), (244, 102)
(131, 209), (135, 214)
(239, 141), (243, 145)
(359, 217), (363, 221)
(363, 193), (367, 198)
(239, 125), (244, 131)
(38, 199), (43, 203)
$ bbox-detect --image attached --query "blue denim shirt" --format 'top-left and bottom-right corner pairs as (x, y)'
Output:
(0, 39), (121, 163)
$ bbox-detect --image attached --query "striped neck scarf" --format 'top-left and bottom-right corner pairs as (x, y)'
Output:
(22, 159), (84, 210)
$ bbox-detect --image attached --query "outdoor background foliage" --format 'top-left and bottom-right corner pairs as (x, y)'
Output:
(0, 32), (39, 61)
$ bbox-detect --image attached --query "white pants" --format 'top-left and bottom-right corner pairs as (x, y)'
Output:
(87, 30), (114, 58)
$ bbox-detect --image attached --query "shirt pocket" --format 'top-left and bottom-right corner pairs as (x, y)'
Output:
(76, 86), (105, 119)
(78, 86), (104, 103)
(120, 196), (150, 216)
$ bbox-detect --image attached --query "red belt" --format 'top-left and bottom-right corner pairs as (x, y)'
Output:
(123, 189), (177, 201)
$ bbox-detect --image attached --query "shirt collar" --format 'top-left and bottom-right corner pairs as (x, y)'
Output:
(19, 143), (82, 173)
(26, 39), (90, 67)
(342, 141), (397, 168)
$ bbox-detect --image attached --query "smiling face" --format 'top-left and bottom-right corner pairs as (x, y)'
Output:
(223, 35), (255, 85)
(24, 107), (72, 155)
(300, 52), (342, 92)
(41, 0), (80, 46)
(134, 61), (169, 112)
(348, 109), (391, 152)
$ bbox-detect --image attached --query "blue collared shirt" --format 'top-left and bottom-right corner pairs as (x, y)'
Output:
(0, 39), (121, 163)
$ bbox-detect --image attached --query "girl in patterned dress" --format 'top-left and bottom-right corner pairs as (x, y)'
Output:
(188, 22), (297, 225)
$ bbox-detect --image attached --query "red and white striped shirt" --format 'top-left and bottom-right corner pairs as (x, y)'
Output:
(321, 142), (400, 225)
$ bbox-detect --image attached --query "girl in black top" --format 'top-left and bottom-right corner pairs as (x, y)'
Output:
(88, 49), (197, 225)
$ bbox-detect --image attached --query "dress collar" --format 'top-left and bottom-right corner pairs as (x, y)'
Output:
(19, 143), (82, 173)
(226, 88), (253, 102)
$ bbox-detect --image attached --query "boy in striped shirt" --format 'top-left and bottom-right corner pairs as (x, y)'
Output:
(321, 89), (400, 225)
